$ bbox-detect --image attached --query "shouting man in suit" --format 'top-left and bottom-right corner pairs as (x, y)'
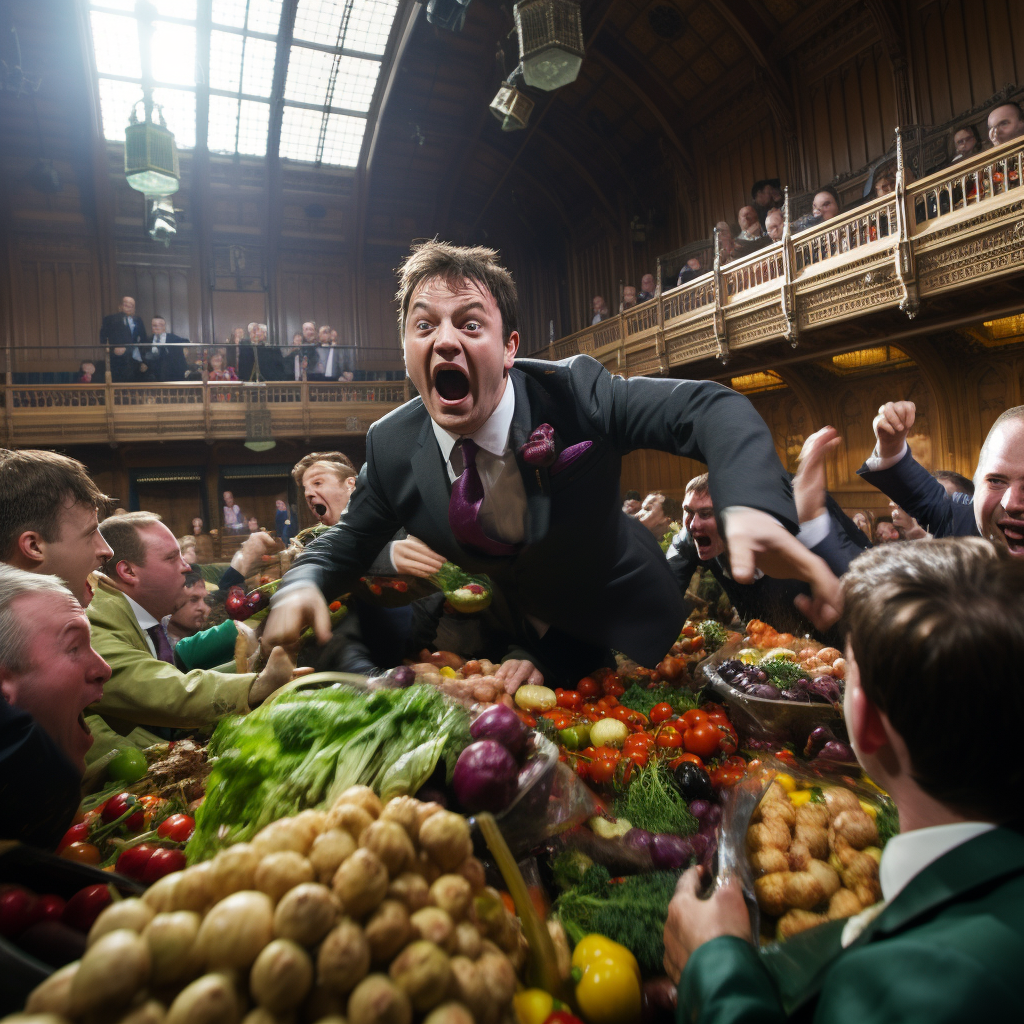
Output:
(99, 296), (145, 382)
(264, 241), (840, 684)
(664, 538), (1024, 1023)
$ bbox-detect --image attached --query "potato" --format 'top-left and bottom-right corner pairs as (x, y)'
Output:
(274, 882), (340, 946)
(387, 873), (430, 913)
(776, 909), (826, 941)
(253, 817), (318, 857)
(829, 809), (878, 850)
(416, 802), (443, 832)
(854, 879), (882, 907)
(418, 813), (471, 873)
(143, 872), (183, 914)
(416, 850), (441, 885)
(69, 928), (151, 1016)
(317, 919), (371, 995)
(347, 975), (411, 1024)
(763, 799), (796, 828)
(144, 910), (203, 987)
(409, 908), (455, 952)
(333, 848), (389, 918)
(360, 821), (415, 876)
(209, 843), (260, 900)
(115, 998), (167, 1024)
(429, 876), (471, 921)
(195, 891), (274, 970)
(364, 900), (412, 964)
(25, 961), (78, 1015)
(241, 1010), (290, 1024)
(793, 824), (828, 861)
(251, 938), (314, 1013)
(165, 972), (239, 1024)
(475, 952), (516, 1006)
(795, 804), (829, 830)
(424, 1002), (474, 1024)
(389, 940), (452, 1012)
(455, 858), (485, 893)
(445, 957), (488, 1021)
(805, 859), (841, 900)
(255, 851), (316, 903)
(827, 888), (862, 920)
(379, 796), (422, 839)
(88, 899), (154, 946)
(823, 787), (861, 820)
(174, 862), (216, 914)
(327, 804), (376, 841)
(310, 830), (358, 885)
(746, 820), (790, 853)
(787, 843), (811, 871)
(782, 871), (826, 911)
(452, 922), (481, 960)
(753, 872), (790, 917)
(294, 808), (329, 836)
(750, 848), (789, 876)
(333, 786), (382, 819)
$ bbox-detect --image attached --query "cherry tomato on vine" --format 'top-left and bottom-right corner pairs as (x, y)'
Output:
(555, 688), (582, 711)
(541, 709), (574, 731)
(61, 842), (101, 865)
(576, 677), (600, 700)
(623, 747), (649, 769)
(716, 722), (739, 755)
(683, 722), (721, 759)
(601, 679), (625, 698)
(681, 709), (708, 729)
(57, 821), (91, 853)
(623, 732), (655, 755)
(655, 724), (683, 749)
(142, 848), (187, 883)
(61, 885), (112, 933)
(157, 814), (196, 843)
(101, 793), (145, 831)
(649, 702), (674, 725)
(115, 843), (160, 880)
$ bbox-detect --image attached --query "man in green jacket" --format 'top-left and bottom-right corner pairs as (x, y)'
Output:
(664, 537), (1024, 1023)
(86, 512), (297, 742)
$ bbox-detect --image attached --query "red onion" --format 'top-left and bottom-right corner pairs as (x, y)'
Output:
(470, 703), (527, 755)
(688, 799), (711, 821)
(650, 833), (693, 870)
(452, 740), (518, 812)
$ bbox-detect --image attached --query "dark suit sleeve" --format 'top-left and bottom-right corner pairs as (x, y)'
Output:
(564, 356), (798, 531)
(666, 529), (701, 590)
(99, 315), (111, 346)
(278, 428), (405, 601)
(677, 936), (787, 1024)
(857, 448), (977, 538)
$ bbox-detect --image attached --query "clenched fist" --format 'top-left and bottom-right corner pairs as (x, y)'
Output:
(873, 401), (916, 460)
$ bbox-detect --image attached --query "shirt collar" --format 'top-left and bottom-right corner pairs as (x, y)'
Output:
(879, 821), (996, 902)
(123, 593), (160, 632)
(431, 376), (516, 464)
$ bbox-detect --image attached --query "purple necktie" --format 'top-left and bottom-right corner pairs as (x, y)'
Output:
(147, 624), (175, 664)
(448, 438), (519, 556)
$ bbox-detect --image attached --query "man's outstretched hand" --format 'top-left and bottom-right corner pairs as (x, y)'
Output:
(873, 401), (916, 460)
(248, 645), (313, 707)
(262, 584), (332, 654)
(494, 658), (543, 694)
(793, 426), (842, 524)
(663, 868), (751, 984)
(722, 507), (842, 630)
(392, 535), (446, 577)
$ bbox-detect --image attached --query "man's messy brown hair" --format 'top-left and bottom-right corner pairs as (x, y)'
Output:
(396, 240), (519, 343)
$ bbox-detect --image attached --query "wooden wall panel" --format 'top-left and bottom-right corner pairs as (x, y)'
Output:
(276, 262), (354, 346)
(115, 264), (193, 341)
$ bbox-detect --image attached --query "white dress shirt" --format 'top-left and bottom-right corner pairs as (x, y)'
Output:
(124, 593), (161, 658)
(879, 821), (996, 903)
(863, 441), (908, 473)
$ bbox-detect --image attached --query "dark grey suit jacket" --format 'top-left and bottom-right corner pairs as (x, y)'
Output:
(282, 355), (798, 667)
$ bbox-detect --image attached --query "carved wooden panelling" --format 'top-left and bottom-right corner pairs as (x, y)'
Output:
(16, 258), (100, 373)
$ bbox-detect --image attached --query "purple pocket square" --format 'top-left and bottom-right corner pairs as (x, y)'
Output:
(549, 441), (592, 475)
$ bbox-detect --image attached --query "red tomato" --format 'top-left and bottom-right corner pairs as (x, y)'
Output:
(587, 755), (618, 785)
(611, 705), (648, 728)
(138, 795), (168, 811)
(624, 748), (649, 769)
(61, 842), (101, 865)
(655, 725), (683, 749)
(541, 709), (573, 731)
(723, 755), (747, 770)
(142, 848), (187, 884)
(668, 752), (705, 770)
(681, 709), (708, 729)
(596, 695), (619, 710)
(710, 767), (745, 789)
(592, 667), (617, 681)
(649, 702), (674, 724)
(157, 814), (196, 843)
(57, 821), (91, 853)
(115, 843), (160, 880)
(555, 689), (582, 711)
(716, 722), (739, 755)
(0, 887), (40, 938)
(62, 884), (112, 933)
(102, 793), (145, 832)
(683, 723), (721, 759)
(35, 894), (66, 922)
(601, 679), (625, 698)
(515, 711), (536, 728)
(623, 733), (655, 755)
(576, 677), (600, 700)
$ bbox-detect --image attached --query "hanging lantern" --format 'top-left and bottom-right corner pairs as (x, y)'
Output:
(514, 0), (584, 91)
(489, 81), (534, 131)
(125, 100), (179, 198)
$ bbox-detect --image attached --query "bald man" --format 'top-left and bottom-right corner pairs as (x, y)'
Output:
(988, 103), (1024, 147)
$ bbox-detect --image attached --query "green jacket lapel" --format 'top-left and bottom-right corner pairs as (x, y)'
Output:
(508, 368), (550, 544)
(90, 578), (150, 654)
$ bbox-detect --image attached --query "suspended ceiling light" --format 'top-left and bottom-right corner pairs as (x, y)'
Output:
(514, 0), (584, 91)
(489, 67), (534, 131)
(125, 99), (180, 198)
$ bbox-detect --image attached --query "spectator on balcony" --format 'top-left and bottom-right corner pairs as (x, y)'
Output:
(78, 361), (96, 384)
(676, 257), (702, 286)
(208, 349), (238, 382)
(286, 332), (309, 381)
(190, 518), (215, 563)
(812, 186), (842, 221)
(223, 491), (244, 533)
(622, 490), (642, 515)
(621, 285), (638, 310)
(330, 327), (355, 381)
(238, 322), (286, 381)
(736, 206), (763, 242)
(638, 273), (656, 302)
(713, 221), (736, 263)
(987, 102), (1024, 147)
(591, 296), (609, 324)
(246, 516), (261, 534)
(765, 208), (785, 242)
(949, 124), (981, 165)
(751, 178), (783, 229)
(146, 316), (188, 382)
(275, 499), (296, 546)
(99, 296), (144, 383)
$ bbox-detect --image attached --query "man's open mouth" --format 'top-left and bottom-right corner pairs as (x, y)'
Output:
(313, 502), (327, 517)
(434, 367), (470, 403)
(1000, 520), (1024, 553)
(694, 534), (712, 556)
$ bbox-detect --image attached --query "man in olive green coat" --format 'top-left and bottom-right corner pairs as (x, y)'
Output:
(664, 538), (1024, 1023)
(86, 512), (296, 742)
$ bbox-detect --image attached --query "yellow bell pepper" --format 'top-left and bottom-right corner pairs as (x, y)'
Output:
(789, 789), (813, 808)
(774, 773), (796, 793)
(571, 935), (642, 1024)
(858, 799), (878, 819)
(514, 989), (559, 1024)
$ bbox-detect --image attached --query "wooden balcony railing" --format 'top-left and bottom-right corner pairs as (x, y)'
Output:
(530, 133), (1024, 375)
(1, 380), (411, 446)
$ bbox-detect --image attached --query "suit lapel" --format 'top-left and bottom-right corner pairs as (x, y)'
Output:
(508, 369), (550, 544)
(411, 415), (461, 554)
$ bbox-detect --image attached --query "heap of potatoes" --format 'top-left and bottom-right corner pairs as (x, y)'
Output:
(7, 788), (525, 1024)
(747, 781), (883, 942)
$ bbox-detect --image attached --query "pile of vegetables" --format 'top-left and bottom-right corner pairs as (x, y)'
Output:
(452, 705), (534, 814)
(716, 659), (844, 706)
(189, 684), (471, 861)
(429, 562), (494, 613)
(747, 775), (889, 942)
(405, 652), (513, 706)
(11, 790), (525, 1024)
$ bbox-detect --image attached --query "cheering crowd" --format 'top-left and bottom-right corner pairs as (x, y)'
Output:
(2, 241), (1023, 1022)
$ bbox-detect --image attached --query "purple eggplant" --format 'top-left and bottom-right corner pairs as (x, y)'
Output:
(816, 740), (856, 762)
(650, 833), (694, 870)
(806, 675), (844, 705)
(749, 684), (779, 700)
(625, 828), (655, 854)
